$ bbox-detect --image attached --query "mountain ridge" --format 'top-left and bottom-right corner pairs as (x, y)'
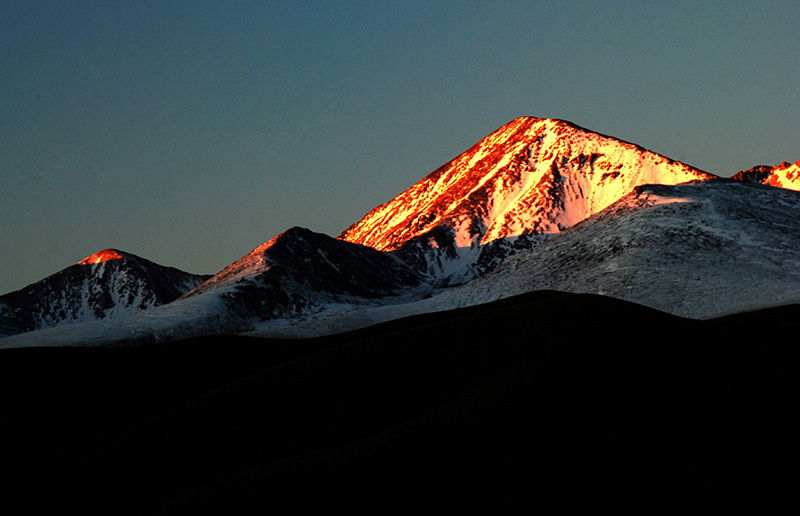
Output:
(3, 116), (800, 346)
(180, 226), (428, 323)
(732, 159), (800, 191)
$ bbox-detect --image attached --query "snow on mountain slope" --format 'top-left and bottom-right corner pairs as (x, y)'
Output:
(732, 160), (800, 191)
(389, 226), (549, 286)
(0, 249), (210, 338)
(252, 179), (800, 338)
(340, 117), (715, 252)
(416, 179), (800, 320)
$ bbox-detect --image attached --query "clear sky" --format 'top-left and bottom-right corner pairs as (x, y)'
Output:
(2, 1), (799, 294)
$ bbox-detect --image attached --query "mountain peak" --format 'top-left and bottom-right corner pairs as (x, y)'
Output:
(339, 117), (715, 251)
(250, 226), (316, 254)
(77, 249), (126, 265)
(183, 226), (341, 297)
(2, 249), (210, 338)
(732, 160), (800, 191)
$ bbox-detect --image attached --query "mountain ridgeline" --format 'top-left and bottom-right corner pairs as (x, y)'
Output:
(732, 159), (800, 190)
(2, 116), (800, 345)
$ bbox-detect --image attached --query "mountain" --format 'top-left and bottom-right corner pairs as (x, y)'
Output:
(732, 159), (800, 191)
(248, 178), (800, 337)
(339, 117), (715, 251)
(0, 228), (432, 348)
(11, 176), (797, 349)
(2, 117), (799, 347)
(181, 226), (428, 321)
(0, 249), (210, 338)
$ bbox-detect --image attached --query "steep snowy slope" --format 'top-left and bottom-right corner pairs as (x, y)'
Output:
(0, 249), (209, 338)
(340, 117), (715, 252)
(390, 227), (548, 286)
(415, 179), (800, 320)
(732, 160), (800, 191)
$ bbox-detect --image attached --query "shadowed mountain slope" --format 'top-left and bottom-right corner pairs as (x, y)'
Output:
(180, 226), (427, 321)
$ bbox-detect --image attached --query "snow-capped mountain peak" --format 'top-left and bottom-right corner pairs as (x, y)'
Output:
(0, 249), (210, 338)
(339, 117), (716, 252)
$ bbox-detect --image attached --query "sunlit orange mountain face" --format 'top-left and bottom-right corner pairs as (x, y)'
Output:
(733, 160), (800, 191)
(339, 117), (716, 251)
(77, 249), (125, 265)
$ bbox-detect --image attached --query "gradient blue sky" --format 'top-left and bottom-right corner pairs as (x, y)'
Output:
(2, 1), (798, 293)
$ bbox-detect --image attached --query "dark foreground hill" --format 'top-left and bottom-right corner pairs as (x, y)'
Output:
(2, 291), (799, 515)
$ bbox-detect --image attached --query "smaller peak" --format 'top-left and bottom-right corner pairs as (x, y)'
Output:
(777, 160), (800, 170)
(249, 227), (319, 256)
(78, 249), (125, 265)
(268, 226), (316, 243)
(280, 226), (314, 237)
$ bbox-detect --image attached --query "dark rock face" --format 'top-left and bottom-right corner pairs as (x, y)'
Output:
(732, 166), (776, 184)
(186, 227), (427, 321)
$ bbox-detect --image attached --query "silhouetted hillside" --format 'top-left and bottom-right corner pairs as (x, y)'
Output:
(2, 291), (799, 514)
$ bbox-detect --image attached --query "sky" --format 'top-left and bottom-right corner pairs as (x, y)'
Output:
(2, 0), (799, 294)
